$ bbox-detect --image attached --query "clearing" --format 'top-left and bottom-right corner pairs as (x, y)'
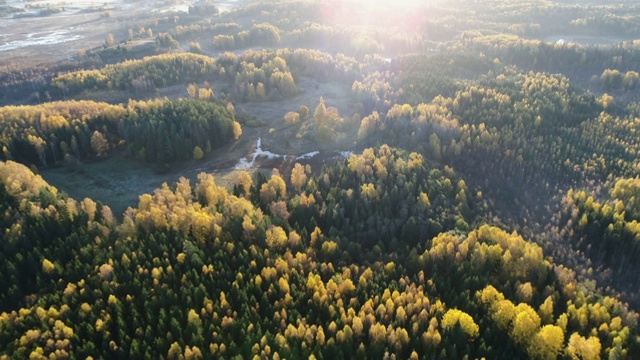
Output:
(40, 78), (355, 216)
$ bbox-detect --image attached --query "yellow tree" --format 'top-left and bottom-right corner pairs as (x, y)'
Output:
(233, 122), (243, 140)
(512, 304), (541, 345)
(441, 309), (479, 339)
(265, 226), (287, 250)
(528, 325), (564, 360)
(42, 259), (55, 274)
(167, 342), (182, 359)
(235, 171), (253, 196)
(369, 323), (387, 345)
(566, 333), (601, 360)
(284, 111), (300, 125)
(90, 131), (109, 158)
(492, 299), (517, 331)
(538, 296), (554, 325)
(260, 174), (286, 203)
(290, 163), (307, 192)
(314, 97), (327, 126)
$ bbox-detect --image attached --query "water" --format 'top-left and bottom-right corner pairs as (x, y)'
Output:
(543, 35), (625, 46)
(0, 30), (83, 52)
(235, 138), (287, 169)
(296, 151), (320, 160)
(234, 138), (353, 169)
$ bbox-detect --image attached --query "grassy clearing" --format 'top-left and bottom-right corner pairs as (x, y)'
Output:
(40, 78), (354, 216)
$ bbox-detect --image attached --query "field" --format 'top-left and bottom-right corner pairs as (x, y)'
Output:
(41, 77), (354, 215)
(0, 0), (244, 67)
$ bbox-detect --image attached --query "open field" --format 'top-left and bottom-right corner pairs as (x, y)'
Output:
(0, 0), (245, 67)
(1, 0), (151, 65)
(40, 140), (252, 217)
(40, 76), (355, 216)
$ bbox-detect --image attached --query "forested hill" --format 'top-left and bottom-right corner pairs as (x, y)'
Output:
(0, 99), (241, 168)
(0, 155), (637, 358)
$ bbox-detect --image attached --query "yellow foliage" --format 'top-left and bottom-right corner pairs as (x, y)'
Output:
(278, 277), (290, 294)
(429, 233), (462, 263)
(512, 304), (541, 345)
(473, 225), (547, 282)
(423, 317), (442, 346)
(321, 241), (338, 256)
(516, 282), (534, 303)
(291, 163), (307, 192)
(188, 309), (200, 325)
(538, 296), (554, 325)
(19, 329), (41, 346)
(95, 318), (104, 332)
(288, 230), (301, 249)
(63, 283), (77, 297)
(0, 161), (56, 200)
(478, 285), (505, 306)
(394, 327), (410, 349)
(265, 226), (288, 250)
(369, 323), (387, 344)
(352, 316), (364, 337)
(235, 171), (253, 196)
(167, 342), (182, 360)
(99, 263), (114, 280)
(242, 215), (256, 236)
(396, 306), (407, 324)
(418, 192), (431, 209)
(528, 325), (564, 360)
(384, 262), (395, 274)
(310, 227), (323, 248)
(233, 121), (243, 140)
(28, 347), (45, 360)
(260, 174), (286, 203)
(566, 333), (601, 360)
(441, 309), (479, 339)
(360, 183), (378, 200)
(42, 259), (55, 274)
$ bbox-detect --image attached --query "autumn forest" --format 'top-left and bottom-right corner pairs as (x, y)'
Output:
(1, 0), (640, 359)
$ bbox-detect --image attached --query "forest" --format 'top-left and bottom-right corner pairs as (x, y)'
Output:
(1, 0), (640, 358)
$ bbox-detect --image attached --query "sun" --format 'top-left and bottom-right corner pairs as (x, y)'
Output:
(353, 0), (426, 10)
(319, 0), (428, 28)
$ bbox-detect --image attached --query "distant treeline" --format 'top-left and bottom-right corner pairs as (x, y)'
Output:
(51, 53), (219, 95)
(51, 49), (361, 101)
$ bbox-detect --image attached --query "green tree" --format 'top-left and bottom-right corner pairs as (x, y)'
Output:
(193, 146), (204, 160)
